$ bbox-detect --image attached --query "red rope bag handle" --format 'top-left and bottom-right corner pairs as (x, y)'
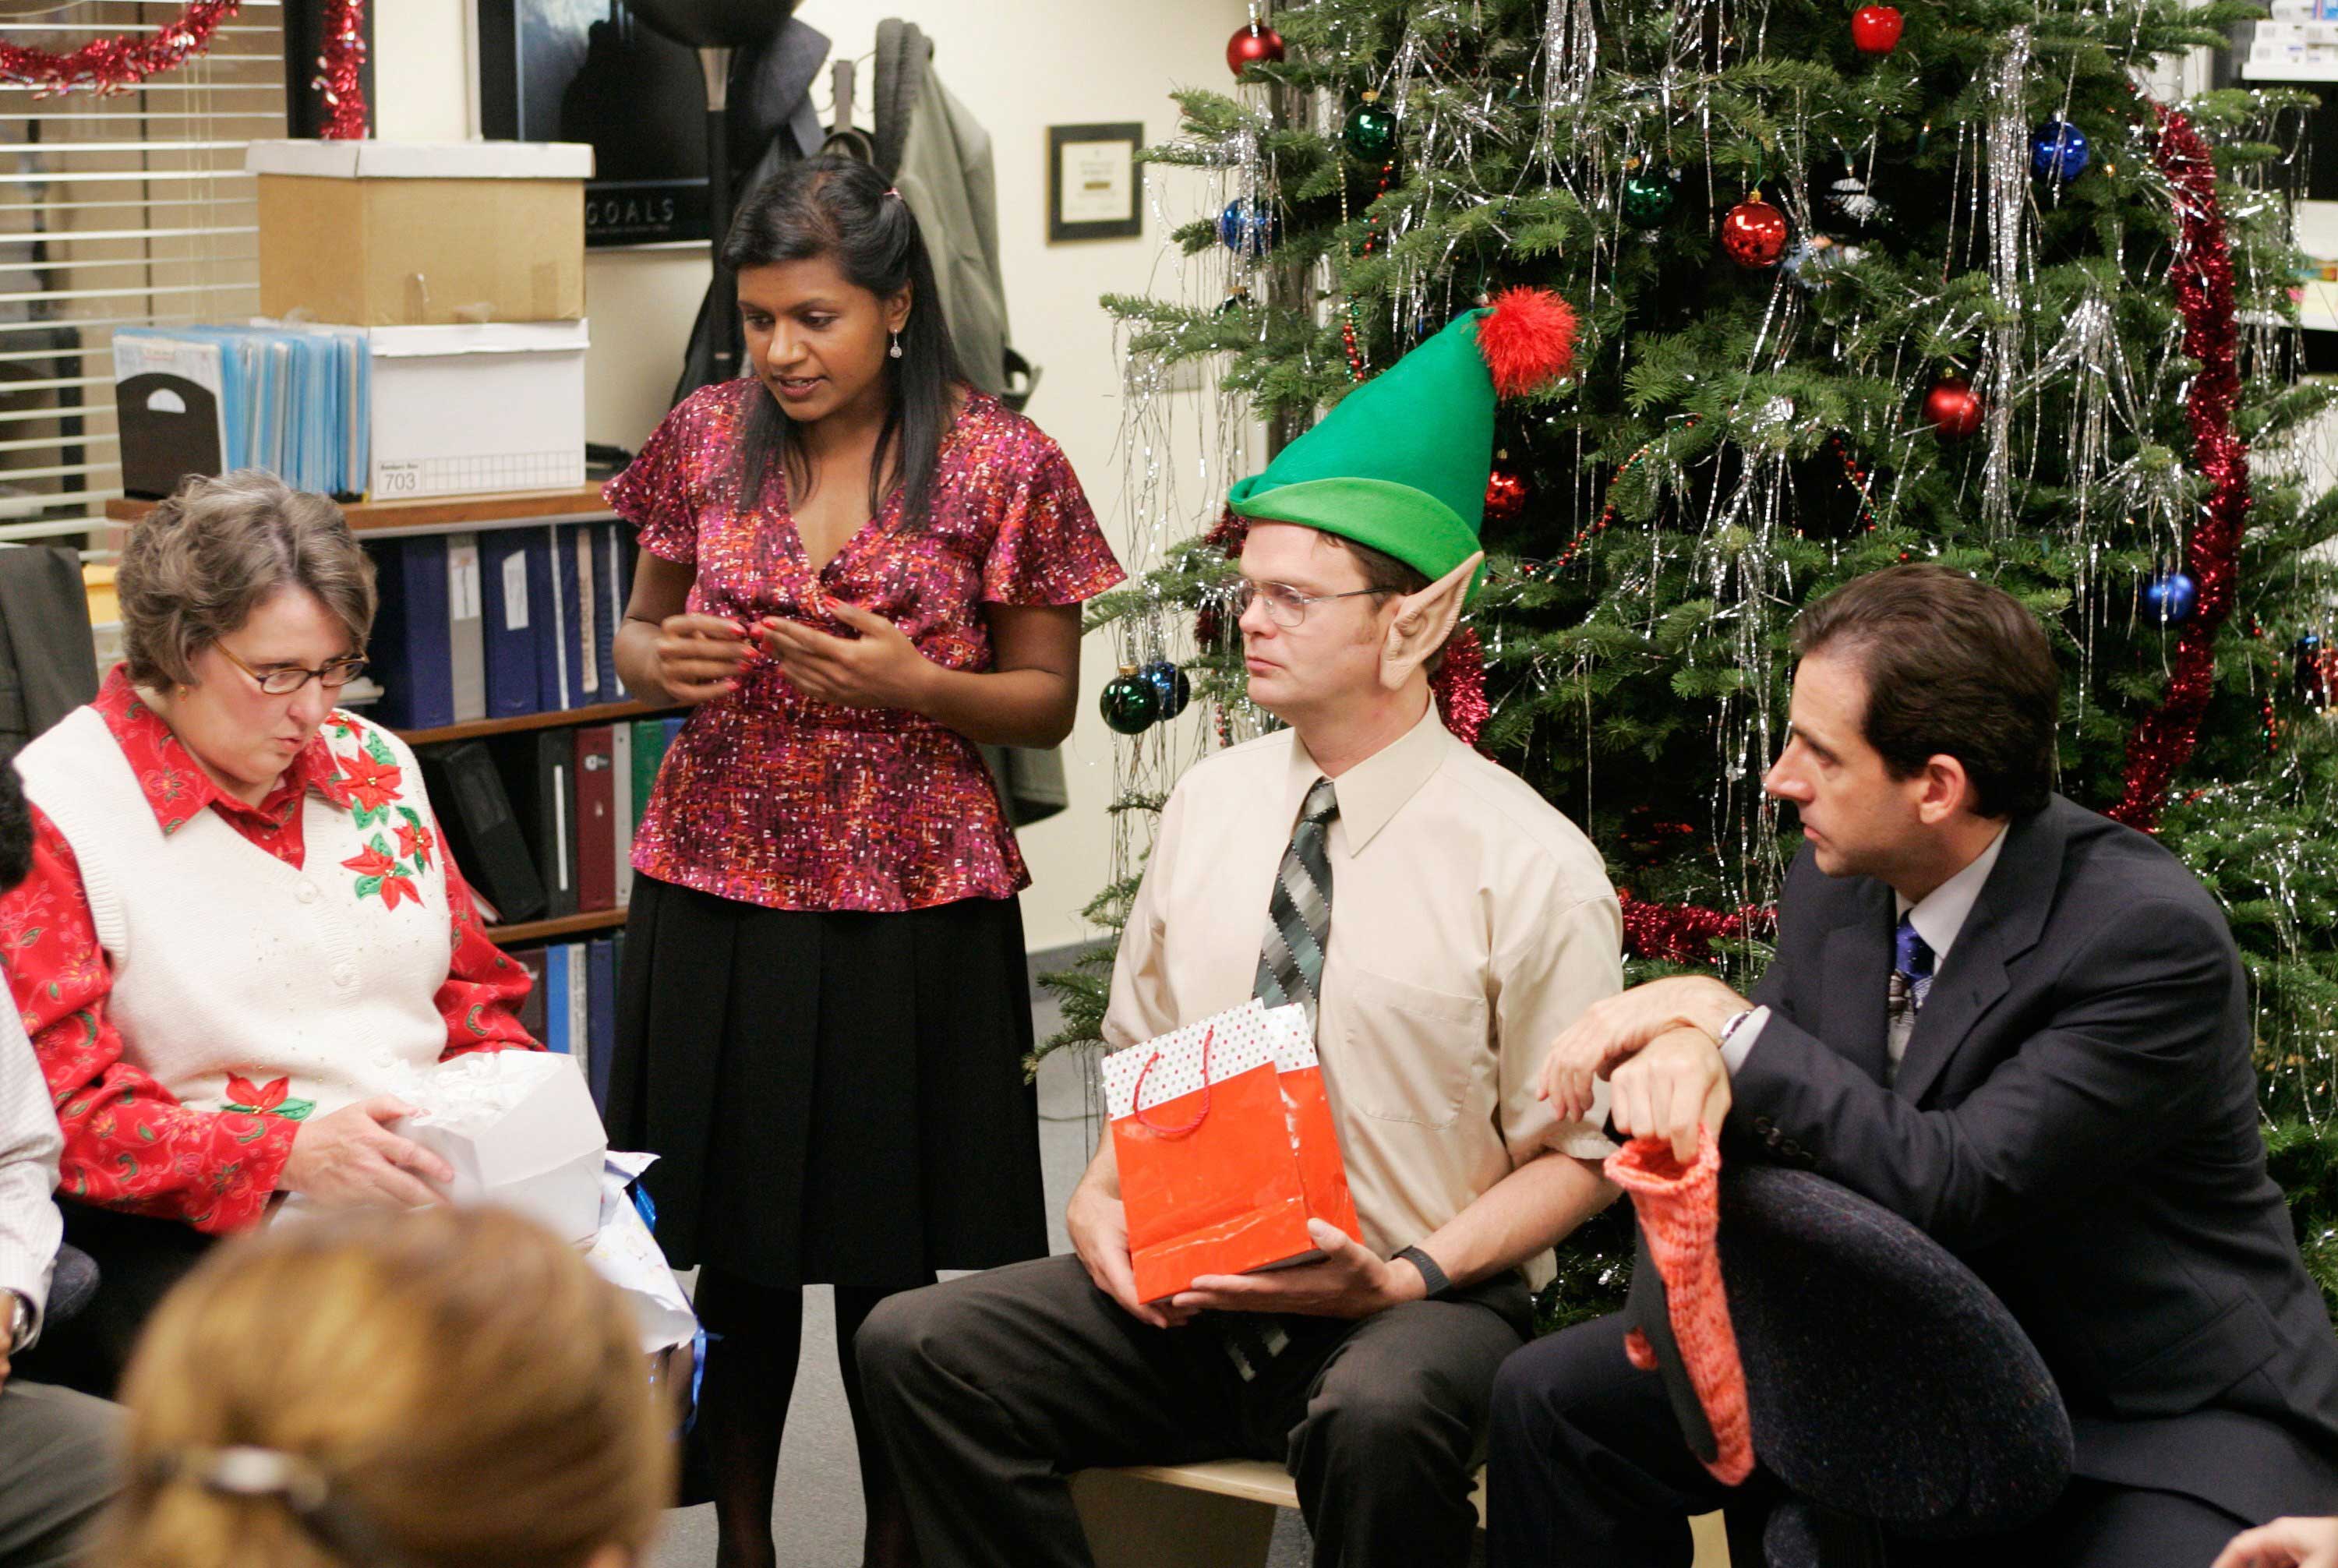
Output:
(1131, 1026), (1215, 1138)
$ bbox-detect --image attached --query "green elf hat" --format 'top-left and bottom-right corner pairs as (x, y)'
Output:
(1226, 287), (1578, 604)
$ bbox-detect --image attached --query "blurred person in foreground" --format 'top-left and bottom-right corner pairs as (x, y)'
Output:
(95, 1204), (670, 1568)
(0, 755), (119, 1567)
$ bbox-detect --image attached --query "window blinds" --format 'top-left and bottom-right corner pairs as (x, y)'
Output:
(0, 1), (288, 548)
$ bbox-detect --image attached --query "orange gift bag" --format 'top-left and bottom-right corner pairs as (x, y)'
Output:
(1104, 1001), (1360, 1304)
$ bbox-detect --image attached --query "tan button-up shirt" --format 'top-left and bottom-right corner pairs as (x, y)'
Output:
(1104, 702), (1622, 1288)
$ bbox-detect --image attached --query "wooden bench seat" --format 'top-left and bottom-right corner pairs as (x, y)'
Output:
(1070, 1458), (1730, 1566)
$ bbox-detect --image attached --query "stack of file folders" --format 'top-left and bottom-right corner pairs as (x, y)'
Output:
(113, 323), (369, 499)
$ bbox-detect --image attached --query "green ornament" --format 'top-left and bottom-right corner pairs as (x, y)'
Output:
(1620, 171), (1679, 227)
(1100, 666), (1161, 734)
(1344, 97), (1398, 161)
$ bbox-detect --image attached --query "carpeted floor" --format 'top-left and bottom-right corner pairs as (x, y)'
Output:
(647, 950), (1319, 1567)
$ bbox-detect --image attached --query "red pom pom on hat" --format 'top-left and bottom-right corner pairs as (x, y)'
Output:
(1477, 286), (1579, 399)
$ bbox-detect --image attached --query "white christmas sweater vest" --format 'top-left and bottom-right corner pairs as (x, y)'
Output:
(14, 705), (454, 1123)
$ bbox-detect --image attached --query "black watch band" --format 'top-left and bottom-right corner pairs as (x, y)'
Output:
(1395, 1245), (1452, 1301)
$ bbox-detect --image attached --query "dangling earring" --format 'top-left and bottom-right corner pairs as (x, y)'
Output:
(888, 329), (904, 360)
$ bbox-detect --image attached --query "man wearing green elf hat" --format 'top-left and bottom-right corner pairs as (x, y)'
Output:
(861, 291), (1630, 1568)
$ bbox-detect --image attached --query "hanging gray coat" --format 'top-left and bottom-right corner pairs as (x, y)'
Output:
(0, 544), (99, 765)
(872, 21), (1062, 827)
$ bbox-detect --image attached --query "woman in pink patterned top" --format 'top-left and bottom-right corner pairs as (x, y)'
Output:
(602, 157), (1122, 1568)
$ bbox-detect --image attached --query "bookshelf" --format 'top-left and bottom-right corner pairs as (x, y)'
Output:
(397, 697), (681, 749)
(486, 907), (629, 945)
(105, 483), (615, 542)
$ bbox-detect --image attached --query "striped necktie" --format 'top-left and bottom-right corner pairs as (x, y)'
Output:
(1220, 776), (1337, 1381)
(1254, 777), (1339, 1029)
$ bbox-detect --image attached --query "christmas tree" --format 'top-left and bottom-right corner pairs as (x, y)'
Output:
(1053, 0), (2338, 1320)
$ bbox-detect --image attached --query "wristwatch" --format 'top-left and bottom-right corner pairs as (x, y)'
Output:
(1394, 1245), (1453, 1301)
(5, 1290), (30, 1354)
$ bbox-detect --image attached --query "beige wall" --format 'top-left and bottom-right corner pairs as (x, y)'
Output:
(375, 0), (1249, 952)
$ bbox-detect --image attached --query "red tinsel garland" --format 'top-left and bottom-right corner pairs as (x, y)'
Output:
(2109, 104), (2248, 832)
(1618, 896), (1778, 966)
(315, 0), (369, 140)
(0, 2), (240, 93)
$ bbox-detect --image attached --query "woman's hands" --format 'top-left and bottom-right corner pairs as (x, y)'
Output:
(280, 1097), (456, 1210)
(648, 614), (753, 705)
(758, 600), (937, 712)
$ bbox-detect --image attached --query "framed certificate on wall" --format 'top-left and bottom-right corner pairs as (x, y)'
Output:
(1048, 123), (1143, 242)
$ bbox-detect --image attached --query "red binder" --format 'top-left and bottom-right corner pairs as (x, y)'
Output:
(573, 723), (616, 911)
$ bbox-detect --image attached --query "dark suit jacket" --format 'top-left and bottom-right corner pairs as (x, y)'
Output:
(1736, 794), (2338, 1523)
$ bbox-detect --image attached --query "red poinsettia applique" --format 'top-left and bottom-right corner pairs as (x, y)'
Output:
(341, 842), (398, 881)
(394, 810), (435, 869)
(222, 1074), (315, 1121)
(343, 835), (423, 912)
(336, 746), (404, 816)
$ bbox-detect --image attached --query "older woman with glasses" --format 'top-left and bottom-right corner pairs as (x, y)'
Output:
(0, 469), (541, 1397)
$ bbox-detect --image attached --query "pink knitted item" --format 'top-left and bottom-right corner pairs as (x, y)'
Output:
(1605, 1130), (1755, 1485)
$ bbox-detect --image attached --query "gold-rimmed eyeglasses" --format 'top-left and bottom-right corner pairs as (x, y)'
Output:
(213, 642), (369, 697)
(1231, 577), (1395, 630)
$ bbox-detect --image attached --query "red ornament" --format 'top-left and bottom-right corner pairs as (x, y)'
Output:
(1485, 462), (1531, 524)
(1720, 198), (1790, 268)
(1227, 22), (1286, 76)
(0, 1), (241, 94)
(1923, 377), (1984, 440)
(1850, 5), (1904, 54)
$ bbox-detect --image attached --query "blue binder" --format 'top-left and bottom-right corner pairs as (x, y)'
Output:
(368, 538), (454, 731)
(553, 522), (597, 709)
(585, 937), (616, 1114)
(479, 530), (538, 719)
(542, 944), (572, 1057)
(524, 528), (563, 712)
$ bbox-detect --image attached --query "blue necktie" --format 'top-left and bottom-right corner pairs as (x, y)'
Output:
(1891, 914), (1936, 1020)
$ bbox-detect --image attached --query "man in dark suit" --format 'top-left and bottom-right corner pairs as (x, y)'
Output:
(1487, 564), (2338, 1567)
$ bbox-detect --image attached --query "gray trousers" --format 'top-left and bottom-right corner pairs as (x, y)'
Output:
(0, 1380), (119, 1568)
(856, 1253), (1529, 1568)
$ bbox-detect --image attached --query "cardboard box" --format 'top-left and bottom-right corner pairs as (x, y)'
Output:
(397, 1051), (608, 1246)
(249, 139), (592, 327)
(368, 320), (588, 498)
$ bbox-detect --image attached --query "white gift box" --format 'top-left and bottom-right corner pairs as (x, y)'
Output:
(394, 1051), (607, 1246)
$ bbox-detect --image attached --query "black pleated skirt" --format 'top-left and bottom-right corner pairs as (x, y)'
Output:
(605, 874), (1048, 1291)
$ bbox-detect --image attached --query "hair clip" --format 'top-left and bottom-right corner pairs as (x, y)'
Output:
(151, 1446), (412, 1567)
(154, 1446), (330, 1512)
(883, 187), (903, 200)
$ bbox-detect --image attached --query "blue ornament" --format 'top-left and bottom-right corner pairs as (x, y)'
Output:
(1218, 197), (1282, 258)
(2143, 570), (2198, 626)
(2029, 118), (2091, 182)
(1139, 659), (1192, 722)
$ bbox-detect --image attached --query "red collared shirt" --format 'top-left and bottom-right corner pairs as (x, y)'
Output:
(0, 670), (536, 1233)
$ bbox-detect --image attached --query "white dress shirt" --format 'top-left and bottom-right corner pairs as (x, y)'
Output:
(1104, 701), (1622, 1288)
(0, 1001), (62, 1348)
(1722, 825), (2011, 1076)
